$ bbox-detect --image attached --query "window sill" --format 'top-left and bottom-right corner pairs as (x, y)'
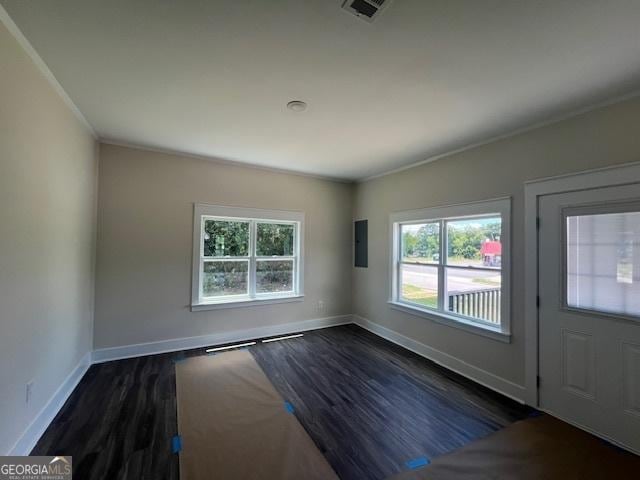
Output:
(192, 295), (304, 312)
(387, 301), (511, 343)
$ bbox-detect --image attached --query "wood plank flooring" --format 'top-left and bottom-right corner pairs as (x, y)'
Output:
(32, 352), (179, 480)
(252, 325), (530, 480)
(32, 325), (530, 480)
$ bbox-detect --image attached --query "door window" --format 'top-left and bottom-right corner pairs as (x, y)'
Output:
(565, 209), (640, 318)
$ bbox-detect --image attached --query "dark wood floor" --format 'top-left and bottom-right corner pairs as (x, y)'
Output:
(32, 325), (530, 480)
(33, 351), (179, 479)
(252, 326), (530, 479)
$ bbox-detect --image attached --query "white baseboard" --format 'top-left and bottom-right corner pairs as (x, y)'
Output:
(8, 351), (92, 456)
(9, 313), (527, 456)
(92, 315), (353, 363)
(353, 315), (526, 403)
(7, 317), (350, 456)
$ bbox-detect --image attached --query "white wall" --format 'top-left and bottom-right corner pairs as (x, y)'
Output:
(93, 144), (353, 349)
(353, 96), (640, 393)
(0, 20), (97, 454)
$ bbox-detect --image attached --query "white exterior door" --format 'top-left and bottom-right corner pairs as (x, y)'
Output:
(538, 183), (640, 453)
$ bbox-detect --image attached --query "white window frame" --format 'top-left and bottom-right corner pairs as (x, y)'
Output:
(389, 197), (511, 342)
(191, 204), (304, 311)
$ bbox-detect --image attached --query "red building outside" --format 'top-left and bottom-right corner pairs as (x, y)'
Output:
(481, 240), (502, 267)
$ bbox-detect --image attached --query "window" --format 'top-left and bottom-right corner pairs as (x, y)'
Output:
(390, 198), (511, 340)
(565, 206), (640, 319)
(192, 205), (304, 310)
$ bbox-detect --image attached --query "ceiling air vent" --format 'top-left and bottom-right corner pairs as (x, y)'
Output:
(342, 0), (393, 23)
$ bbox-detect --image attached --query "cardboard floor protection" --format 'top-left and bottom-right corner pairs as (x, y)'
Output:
(388, 414), (640, 480)
(175, 350), (338, 480)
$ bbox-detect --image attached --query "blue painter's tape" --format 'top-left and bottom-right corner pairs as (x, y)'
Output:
(172, 435), (182, 454)
(405, 457), (429, 470)
(284, 401), (295, 414)
(173, 353), (186, 364)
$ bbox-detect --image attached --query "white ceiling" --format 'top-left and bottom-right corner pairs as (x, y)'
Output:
(3, 0), (640, 180)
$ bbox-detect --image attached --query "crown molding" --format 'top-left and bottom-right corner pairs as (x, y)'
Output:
(0, 4), (96, 138)
(99, 139), (355, 184)
(359, 89), (640, 183)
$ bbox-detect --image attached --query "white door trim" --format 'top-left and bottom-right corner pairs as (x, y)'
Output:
(524, 160), (640, 406)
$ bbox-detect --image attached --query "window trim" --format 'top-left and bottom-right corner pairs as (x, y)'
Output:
(389, 197), (511, 340)
(191, 204), (305, 311)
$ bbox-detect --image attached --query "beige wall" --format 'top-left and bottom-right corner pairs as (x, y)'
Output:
(353, 96), (640, 388)
(0, 21), (97, 454)
(3, 10), (639, 456)
(94, 144), (353, 349)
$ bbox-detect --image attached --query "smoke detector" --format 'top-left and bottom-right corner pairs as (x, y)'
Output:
(341, 0), (393, 23)
(286, 100), (307, 112)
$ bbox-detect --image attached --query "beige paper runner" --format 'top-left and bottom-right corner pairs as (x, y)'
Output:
(388, 414), (640, 480)
(175, 350), (339, 480)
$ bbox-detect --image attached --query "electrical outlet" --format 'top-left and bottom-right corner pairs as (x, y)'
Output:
(317, 300), (325, 314)
(26, 381), (34, 405)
